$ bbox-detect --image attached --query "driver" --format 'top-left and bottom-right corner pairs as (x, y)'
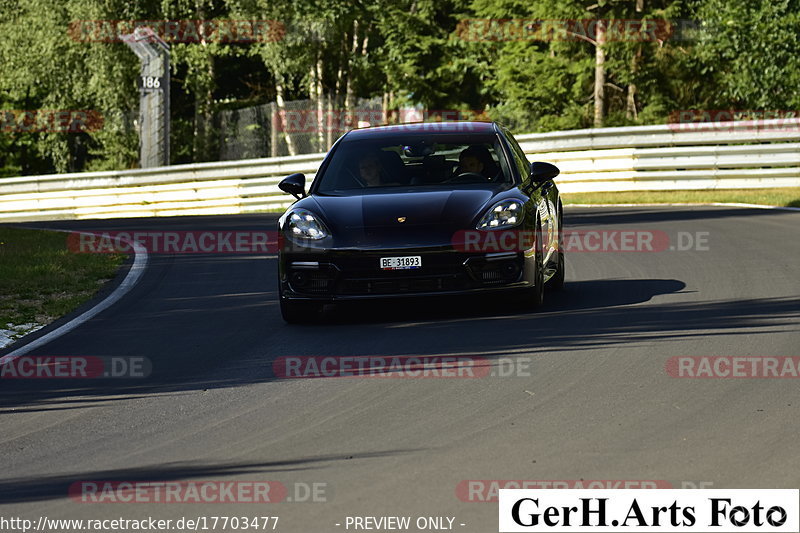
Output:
(358, 151), (404, 187)
(358, 152), (383, 186)
(458, 151), (484, 175)
(457, 145), (501, 181)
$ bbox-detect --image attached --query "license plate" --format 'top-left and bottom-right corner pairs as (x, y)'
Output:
(380, 256), (422, 270)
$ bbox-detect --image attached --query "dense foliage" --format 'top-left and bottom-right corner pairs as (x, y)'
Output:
(1, 0), (798, 176)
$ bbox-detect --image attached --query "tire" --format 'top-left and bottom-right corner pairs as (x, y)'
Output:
(280, 298), (322, 324)
(519, 220), (545, 310)
(547, 202), (565, 292)
(547, 250), (565, 292)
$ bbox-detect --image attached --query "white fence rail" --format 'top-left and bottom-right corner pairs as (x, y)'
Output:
(1, 119), (799, 222)
(516, 118), (800, 193)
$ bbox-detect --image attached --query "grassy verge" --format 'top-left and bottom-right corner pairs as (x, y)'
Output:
(561, 187), (800, 207)
(0, 227), (125, 333)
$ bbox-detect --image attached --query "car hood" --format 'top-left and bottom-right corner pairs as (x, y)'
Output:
(304, 188), (499, 248)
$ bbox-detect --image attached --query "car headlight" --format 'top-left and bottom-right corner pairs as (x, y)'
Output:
(476, 199), (524, 230)
(282, 209), (329, 240)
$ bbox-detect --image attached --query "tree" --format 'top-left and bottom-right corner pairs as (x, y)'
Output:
(691, 0), (800, 110)
(0, 0), (145, 174)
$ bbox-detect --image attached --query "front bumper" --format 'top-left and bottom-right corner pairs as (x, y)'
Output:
(279, 247), (534, 302)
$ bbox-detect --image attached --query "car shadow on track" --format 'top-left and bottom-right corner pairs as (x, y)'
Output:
(324, 278), (687, 323)
(0, 450), (416, 504)
(3, 278), (798, 413)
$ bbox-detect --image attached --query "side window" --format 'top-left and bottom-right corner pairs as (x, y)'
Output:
(504, 130), (531, 180)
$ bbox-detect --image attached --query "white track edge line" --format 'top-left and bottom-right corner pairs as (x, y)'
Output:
(1, 201), (796, 360)
(0, 232), (148, 365)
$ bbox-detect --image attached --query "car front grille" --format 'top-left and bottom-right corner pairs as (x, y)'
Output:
(339, 273), (469, 295)
(285, 252), (523, 296)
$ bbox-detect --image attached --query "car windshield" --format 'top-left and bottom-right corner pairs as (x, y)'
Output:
(315, 133), (512, 194)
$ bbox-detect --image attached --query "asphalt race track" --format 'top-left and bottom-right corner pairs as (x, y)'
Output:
(1, 206), (798, 532)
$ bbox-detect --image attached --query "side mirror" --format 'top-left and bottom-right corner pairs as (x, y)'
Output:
(530, 161), (559, 183)
(279, 173), (306, 200)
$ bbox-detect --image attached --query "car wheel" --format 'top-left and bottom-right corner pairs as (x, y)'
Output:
(547, 251), (565, 291)
(519, 221), (545, 310)
(547, 202), (565, 292)
(280, 298), (322, 324)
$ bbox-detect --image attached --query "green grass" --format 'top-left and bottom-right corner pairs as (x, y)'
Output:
(0, 227), (125, 328)
(561, 188), (800, 207)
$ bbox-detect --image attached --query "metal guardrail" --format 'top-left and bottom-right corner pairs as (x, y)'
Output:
(0, 153), (324, 222)
(516, 118), (800, 193)
(1, 119), (799, 222)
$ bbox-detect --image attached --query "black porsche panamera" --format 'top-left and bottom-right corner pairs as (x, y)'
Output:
(276, 121), (564, 323)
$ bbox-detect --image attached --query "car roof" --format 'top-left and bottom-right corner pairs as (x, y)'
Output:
(343, 121), (500, 141)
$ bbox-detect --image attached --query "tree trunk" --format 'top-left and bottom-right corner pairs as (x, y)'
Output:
(326, 93), (333, 148)
(383, 90), (396, 123)
(315, 59), (324, 150)
(626, 48), (641, 121)
(193, 0), (214, 162)
(335, 28), (348, 132)
(270, 102), (278, 158)
(344, 21), (359, 129)
(593, 19), (606, 128)
(275, 80), (296, 156)
(203, 61), (214, 159)
(627, 0), (644, 120)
